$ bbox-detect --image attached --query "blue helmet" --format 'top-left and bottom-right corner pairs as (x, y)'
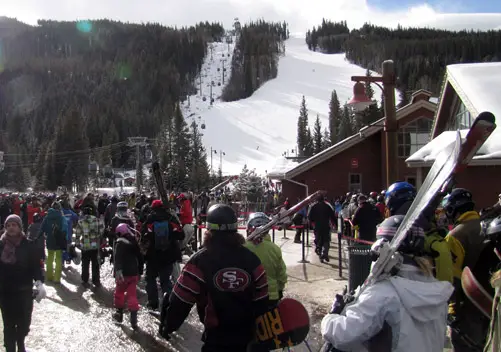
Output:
(385, 182), (416, 215)
(247, 212), (271, 236)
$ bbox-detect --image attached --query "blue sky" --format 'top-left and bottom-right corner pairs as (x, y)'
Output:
(369, 0), (501, 13)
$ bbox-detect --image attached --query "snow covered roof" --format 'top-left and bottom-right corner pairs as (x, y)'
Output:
(409, 62), (501, 166)
(272, 98), (436, 179)
(267, 158), (299, 179)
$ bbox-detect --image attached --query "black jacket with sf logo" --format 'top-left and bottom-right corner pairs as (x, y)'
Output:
(163, 233), (269, 350)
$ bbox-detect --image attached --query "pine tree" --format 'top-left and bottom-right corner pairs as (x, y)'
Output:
(171, 103), (190, 189)
(234, 164), (265, 202)
(187, 121), (210, 191)
(365, 69), (375, 99)
(338, 104), (354, 141)
(321, 128), (331, 150)
(313, 114), (323, 154)
(297, 95), (309, 157)
(328, 90), (341, 145)
(305, 127), (314, 157)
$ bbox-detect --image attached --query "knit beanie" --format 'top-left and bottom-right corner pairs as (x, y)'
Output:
(5, 214), (22, 228)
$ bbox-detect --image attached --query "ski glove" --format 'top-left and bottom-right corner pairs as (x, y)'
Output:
(115, 270), (124, 284)
(34, 280), (46, 303)
(329, 286), (354, 314)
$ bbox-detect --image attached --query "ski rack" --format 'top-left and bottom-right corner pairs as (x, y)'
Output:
(247, 190), (326, 242)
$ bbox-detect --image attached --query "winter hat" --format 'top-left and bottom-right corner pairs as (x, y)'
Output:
(152, 200), (163, 209)
(5, 214), (22, 229)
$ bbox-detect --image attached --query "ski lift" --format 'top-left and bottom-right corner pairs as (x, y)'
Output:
(217, 82), (221, 86)
(202, 96), (207, 102)
(211, 98), (215, 103)
(217, 68), (220, 72)
(227, 53), (230, 57)
(201, 123), (206, 129)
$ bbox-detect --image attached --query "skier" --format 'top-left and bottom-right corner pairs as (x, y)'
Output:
(108, 201), (135, 263)
(27, 213), (44, 263)
(141, 199), (184, 310)
(244, 212), (287, 308)
(178, 193), (194, 252)
(0, 214), (46, 352)
(40, 202), (68, 283)
(112, 223), (143, 330)
(97, 193), (110, 218)
(368, 191), (378, 204)
(385, 182), (416, 216)
(375, 195), (386, 218)
(309, 196), (336, 262)
(352, 194), (383, 242)
(104, 196), (119, 229)
(159, 204), (269, 351)
(442, 188), (488, 351)
(75, 205), (102, 287)
(321, 215), (454, 351)
(61, 199), (78, 264)
(292, 204), (307, 243)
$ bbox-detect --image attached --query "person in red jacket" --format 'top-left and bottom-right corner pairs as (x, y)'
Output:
(27, 198), (43, 226)
(178, 194), (193, 226)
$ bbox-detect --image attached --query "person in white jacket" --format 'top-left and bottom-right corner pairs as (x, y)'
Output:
(321, 215), (454, 352)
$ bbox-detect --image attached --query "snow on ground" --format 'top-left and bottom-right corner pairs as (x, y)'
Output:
(181, 35), (375, 176)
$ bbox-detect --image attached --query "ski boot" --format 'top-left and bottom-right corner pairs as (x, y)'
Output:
(130, 310), (138, 330)
(112, 308), (124, 324)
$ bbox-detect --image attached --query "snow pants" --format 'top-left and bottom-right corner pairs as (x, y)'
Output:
(0, 290), (33, 352)
(146, 261), (173, 307)
(46, 250), (63, 282)
(114, 276), (139, 311)
(81, 249), (100, 285)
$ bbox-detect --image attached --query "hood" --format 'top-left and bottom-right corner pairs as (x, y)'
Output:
(389, 264), (454, 322)
(46, 208), (62, 219)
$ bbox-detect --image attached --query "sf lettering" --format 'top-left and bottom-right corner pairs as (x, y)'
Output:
(222, 271), (244, 289)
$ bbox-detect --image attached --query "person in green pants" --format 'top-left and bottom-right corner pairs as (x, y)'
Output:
(40, 202), (68, 283)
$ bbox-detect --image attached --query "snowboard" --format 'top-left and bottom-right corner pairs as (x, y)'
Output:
(462, 266), (493, 319)
(254, 298), (310, 350)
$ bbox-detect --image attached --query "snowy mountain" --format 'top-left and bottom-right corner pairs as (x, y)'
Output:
(181, 35), (377, 176)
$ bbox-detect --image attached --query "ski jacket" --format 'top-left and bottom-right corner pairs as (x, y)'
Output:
(97, 198), (110, 216)
(244, 234), (287, 300)
(104, 202), (118, 228)
(27, 222), (44, 261)
(309, 201), (336, 232)
(40, 208), (68, 250)
(62, 208), (78, 240)
(141, 208), (184, 265)
(164, 235), (269, 350)
(27, 204), (43, 226)
(75, 215), (102, 251)
(179, 199), (193, 225)
(352, 202), (383, 242)
(0, 237), (44, 293)
(321, 263), (453, 352)
(109, 215), (134, 238)
(114, 234), (143, 277)
(376, 202), (386, 218)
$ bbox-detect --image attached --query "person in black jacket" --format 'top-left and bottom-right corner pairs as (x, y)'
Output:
(159, 204), (269, 352)
(352, 195), (383, 242)
(107, 202), (134, 264)
(112, 223), (143, 329)
(141, 200), (184, 310)
(0, 214), (46, 352)
(97, 193), (110, 218)
(309, 197), (336, 263)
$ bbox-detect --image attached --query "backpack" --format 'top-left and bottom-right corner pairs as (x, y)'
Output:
(153, 221), (171, 250)
(53, 220), (67, 250)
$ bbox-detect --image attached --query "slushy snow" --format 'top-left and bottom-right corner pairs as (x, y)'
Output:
(181, 35), (376, 176)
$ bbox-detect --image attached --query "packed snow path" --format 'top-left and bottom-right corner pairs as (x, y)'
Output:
(182, 35), (373, 175)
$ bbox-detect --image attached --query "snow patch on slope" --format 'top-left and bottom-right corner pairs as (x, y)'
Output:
(182, 35), (377, 175)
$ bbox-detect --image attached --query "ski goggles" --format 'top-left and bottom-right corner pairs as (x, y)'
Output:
(206, 222), (238, 231)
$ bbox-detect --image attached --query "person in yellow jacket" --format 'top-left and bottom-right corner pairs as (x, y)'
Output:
(442, 188), (488, 352)
(245, 212), (287, 307)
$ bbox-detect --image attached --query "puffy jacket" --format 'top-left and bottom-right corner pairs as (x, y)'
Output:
(114, 234), (143, 277)
(27, 204), (43, 226)
(40, 208), (68, 250)
(321, 263), (453, 351)
(352, 202), (383, 242)
(244, 234), (287, 300)
(309, 201), (336, 231)
(62, 208), (79, 241)
(75, 215), (102, 251)
(179, 199), (193, 225)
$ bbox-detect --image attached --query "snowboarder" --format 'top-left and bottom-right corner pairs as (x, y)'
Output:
(40, 202), (68, 283)
(159, 204), (269, 351)
(321, 215), (453, 351)
(244, 212), (287, 308)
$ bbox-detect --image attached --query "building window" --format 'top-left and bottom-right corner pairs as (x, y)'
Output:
(398, 118), (433, 158)
(446, 96), (473, 131)
(349, 173), (362, 193)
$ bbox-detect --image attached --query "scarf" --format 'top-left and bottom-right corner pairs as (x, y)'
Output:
(1, 232), (25, 264)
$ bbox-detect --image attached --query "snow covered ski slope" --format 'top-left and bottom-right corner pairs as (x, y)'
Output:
(182, 35), (373, 175)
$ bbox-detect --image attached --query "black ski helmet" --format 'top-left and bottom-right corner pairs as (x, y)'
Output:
(374, 215), (425, 255)
(206, 204), (238, 232)
(442, 188), (475, 220)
